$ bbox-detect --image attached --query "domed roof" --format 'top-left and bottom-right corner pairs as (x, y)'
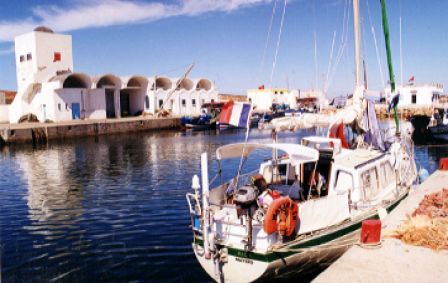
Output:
(34, 26), (54, 33)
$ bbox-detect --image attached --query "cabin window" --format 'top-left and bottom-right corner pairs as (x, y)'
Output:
(145, 96), (150, 109)
(58, 103), (61, 111)
(361, 168), (380, 200)
(211, 99), (215, 103)
(192, 99), (196, 106)
(20, 55), (25, 62)
(182, 99), (186, 107)
(158, 99), (163, 108)
(334, 171), (354, 195)
(26, 53), (32, 61)
(65, 103), (69, 110)
(379, 162), (395, 189)
(411, 94), (417, 104)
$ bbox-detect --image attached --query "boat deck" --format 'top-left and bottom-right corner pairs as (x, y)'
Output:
(313, 169), (448, 283)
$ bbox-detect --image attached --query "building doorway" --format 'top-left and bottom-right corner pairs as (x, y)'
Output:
(120, 92), (130, 117)
(106, 89), (116, 118)
(72, 103), (81, 119)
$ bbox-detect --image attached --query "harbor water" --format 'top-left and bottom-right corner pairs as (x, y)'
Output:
(1, 129), (446, 282)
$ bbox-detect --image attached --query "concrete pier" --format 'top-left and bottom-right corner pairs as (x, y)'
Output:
(313, 170), (448, 283)
(0, 116), (180, 145)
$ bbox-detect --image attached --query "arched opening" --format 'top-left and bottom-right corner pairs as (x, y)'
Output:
(120, 76), (148, 117)
(62, 73), (91, 89)
(96, 75), (121, 118)
(155, 77), (172, 91)
(196, 79), (212, 91)
(176, 78), (194, 90)
(127, 76), (148, 88)
(96, 74), (121, 89)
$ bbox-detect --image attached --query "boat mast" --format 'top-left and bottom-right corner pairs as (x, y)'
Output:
(353, 0), (363, 92)
(380, 0), (399, 134)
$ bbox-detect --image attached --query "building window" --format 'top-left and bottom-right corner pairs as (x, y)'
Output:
(145, 96), (150, 109)
(54, 52), (61, 62)
(181, 99), (186, 107)
(158, 99), (163, 108)
(412, 94), (417, 104)
(27, 53), (32, 61)
(66, 103), (69, 110)
(19, 55), (25, 62)
(58, 103), (62, 111)
(192, 99), (196, 106)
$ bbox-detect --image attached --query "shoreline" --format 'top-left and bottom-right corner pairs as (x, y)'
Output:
(0, 116), (181, 146)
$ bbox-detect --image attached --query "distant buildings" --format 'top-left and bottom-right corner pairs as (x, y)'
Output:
(3, 27), (217, 123)
(247, 88), (326, 111)
(384, 83), (444, 106)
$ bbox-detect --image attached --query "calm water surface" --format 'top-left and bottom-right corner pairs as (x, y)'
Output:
(0, 128), (446, 282)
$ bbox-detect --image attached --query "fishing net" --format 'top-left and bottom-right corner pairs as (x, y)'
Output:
(387, 189), (448, 251)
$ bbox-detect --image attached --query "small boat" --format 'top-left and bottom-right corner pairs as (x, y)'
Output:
(186, 136), (416, 282)
(410, 109), (448, 145)
(184, 122), (216, 131)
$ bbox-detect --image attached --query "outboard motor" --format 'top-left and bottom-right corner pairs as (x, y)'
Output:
(234, 185), (258, 250)
(234, 185), (258, 207)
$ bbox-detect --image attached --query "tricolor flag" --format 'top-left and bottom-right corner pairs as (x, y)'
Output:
(219, 101), (252, 128)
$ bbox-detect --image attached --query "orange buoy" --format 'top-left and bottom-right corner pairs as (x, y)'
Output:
(263, 197), (298, 237)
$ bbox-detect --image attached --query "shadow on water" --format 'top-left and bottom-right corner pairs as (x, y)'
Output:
(0, 128), (446, 282)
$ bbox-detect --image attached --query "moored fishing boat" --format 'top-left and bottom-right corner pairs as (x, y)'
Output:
(186, 135), (416, 282)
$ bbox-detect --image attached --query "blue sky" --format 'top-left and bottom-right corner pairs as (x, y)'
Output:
(0, 0), (447, 97)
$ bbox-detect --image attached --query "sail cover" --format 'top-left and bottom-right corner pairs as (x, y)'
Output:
(216, 143), (319, 165)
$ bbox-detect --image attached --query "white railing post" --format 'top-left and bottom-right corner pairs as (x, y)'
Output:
(201, 152), (211, 259)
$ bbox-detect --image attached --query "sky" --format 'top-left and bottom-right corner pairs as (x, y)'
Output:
(0, 0), (447, 97)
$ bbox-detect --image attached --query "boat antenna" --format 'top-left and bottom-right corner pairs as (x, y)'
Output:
(158, 63), (194, 116)
(380, 0), (399, 135)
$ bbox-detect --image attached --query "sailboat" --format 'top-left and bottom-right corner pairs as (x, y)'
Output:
(185, 1), (417, 282)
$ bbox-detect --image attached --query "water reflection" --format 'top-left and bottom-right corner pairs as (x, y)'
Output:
(0, 128), (446, 282)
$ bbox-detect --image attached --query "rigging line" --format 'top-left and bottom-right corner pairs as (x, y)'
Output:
(325, 0), (352, 94)
(326, 0), (350, 92)
(325, 30), (337, 93)
(366, 0), (386, 90)
(258, 0), (279, 85)
(269, 0), (287, 89)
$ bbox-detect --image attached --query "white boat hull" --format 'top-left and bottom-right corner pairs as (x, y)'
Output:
(193, 231), (357, 283)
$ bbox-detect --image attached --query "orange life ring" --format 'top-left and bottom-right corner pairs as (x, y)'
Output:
(263, 197), (299, 237)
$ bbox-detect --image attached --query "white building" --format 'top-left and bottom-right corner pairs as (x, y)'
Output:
(384, 84), (444, 106)
(5, 27), (218, 123)
(247, 88), (325, 111)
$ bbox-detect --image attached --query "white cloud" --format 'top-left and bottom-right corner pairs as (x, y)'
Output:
(0, 0), (271, 42)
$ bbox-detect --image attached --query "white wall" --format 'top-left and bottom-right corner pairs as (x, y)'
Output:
(14, 31), (73, 91)
(385, 85), (444, 106)
(85, 89), (106, 119)
(0, 105), (9, 122)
